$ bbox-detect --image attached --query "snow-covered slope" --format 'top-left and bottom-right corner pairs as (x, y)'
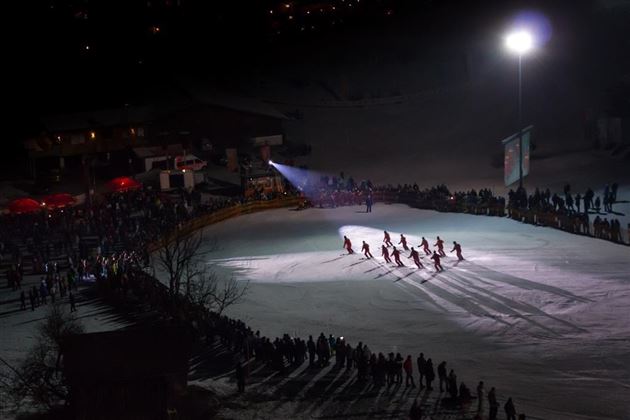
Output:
(203, 204), (630, 420)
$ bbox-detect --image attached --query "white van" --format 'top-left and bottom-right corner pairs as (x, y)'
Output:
(174, 154), (207, 171)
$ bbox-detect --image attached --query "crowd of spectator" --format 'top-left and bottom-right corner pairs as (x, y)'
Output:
(1, 177), (626, 419)
(507, 183), (626, 243)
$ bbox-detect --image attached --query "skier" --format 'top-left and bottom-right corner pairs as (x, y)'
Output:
(383, 230), (393, 247)
(381, 245), (392, 263)
(343, 236), (354, 254)
(419, 236), (431, 255)
(361, 241), (374, 259)
(431, 251), (443, 272)
(408, 247), (424, 269)
(450, 241), (464, 261)
(435, 236), (446, 256)
(391, 247), (404, 267)
(399, 234), (410, 251)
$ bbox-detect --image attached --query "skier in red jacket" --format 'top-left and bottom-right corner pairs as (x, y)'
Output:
(431, 251), (444, 272)
(343, 236), (354, 254)
(362, 241), (374, 259)
(435, 236), (446, 257)
(408, 247), (424, 269)
(450, 241), (464, 261)
(399, 234), (410, 251)
(381, 245), (392, 263)
(383, 230), (393, 247)
(391, 247), (404, 266)
(419, 237), (431, 255)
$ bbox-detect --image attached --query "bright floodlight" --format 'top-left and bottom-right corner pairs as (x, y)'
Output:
(268, 160), (273, 165)
(505, 30), (533, 55)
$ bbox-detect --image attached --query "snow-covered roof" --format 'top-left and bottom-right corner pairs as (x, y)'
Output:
(185, 88), (288, 120)
(41, 105), (158, 132)
(41, 89), (286, 133)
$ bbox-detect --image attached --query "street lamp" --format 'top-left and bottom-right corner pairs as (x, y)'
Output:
(505, 30), (533, 189)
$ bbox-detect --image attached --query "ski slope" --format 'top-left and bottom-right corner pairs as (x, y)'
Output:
(203, 204), (630, 420)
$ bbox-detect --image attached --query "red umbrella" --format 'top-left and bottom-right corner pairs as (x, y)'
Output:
(8, 198), (42, 214)
(106, 176), (141, 192)
(41, 193), (76, 209)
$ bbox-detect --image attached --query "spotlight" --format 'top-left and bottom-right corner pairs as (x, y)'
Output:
(268, 160), (274, 165)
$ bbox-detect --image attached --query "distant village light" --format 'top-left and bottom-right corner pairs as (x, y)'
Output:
(90, 131), (96, 139)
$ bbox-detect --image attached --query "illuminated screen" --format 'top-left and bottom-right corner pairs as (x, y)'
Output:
(502, 126), (532, 187)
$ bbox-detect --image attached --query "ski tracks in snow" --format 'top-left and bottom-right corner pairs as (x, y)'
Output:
(363, 255), (585, 338)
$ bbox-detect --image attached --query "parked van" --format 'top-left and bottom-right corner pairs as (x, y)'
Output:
(174, 155), (207, 171)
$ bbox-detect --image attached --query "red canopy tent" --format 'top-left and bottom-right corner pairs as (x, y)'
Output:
(41, 193), (76, 209)
(8, 198), (42, 214)
(106, 177), (141, 192)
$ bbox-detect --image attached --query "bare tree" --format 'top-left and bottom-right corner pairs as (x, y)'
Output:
(1, 304), (84, 412)
(187, 267), (249, 315)
(153, 229), (203, 297)
(153, 231), (248, 314)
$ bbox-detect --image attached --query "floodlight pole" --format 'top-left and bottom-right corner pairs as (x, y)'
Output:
(518, 54), (523, 189)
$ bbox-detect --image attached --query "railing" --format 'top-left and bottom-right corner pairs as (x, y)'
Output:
(147, 197), (302, 252)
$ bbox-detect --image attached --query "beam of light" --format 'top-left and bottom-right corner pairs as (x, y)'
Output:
(270, 162), (328, 200)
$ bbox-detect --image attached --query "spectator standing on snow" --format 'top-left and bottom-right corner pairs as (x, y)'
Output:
(69, 292), (77, 312)
(488, 387), (499, 420)
(504, 397), (517, 420)
(403, 355), (416, 388)
(409, 399), (422, 420)
(235, 361), (245, 392)
(425, 358), (435, 390)
(477, 381), (485, 413)
(438, 361), (447, 392)
(417, 352), (426, 388)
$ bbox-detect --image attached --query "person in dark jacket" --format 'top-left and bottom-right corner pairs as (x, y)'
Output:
(424, 359), (435, 390)
(488, 387), (498, 420)
(409, 399), (422, 420)
(403, 355), (416, 388)
(416, 352), (426, 388)
(235, 361), (246, 392)
(437, 361), (447, 392)
(504, 397), (517, 420)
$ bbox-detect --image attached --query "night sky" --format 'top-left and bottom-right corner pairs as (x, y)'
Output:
(5, 0), (629, 166)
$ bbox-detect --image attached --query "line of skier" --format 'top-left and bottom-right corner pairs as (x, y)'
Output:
(342, 230), (464, 273)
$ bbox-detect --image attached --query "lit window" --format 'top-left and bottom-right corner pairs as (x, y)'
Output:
(89, 131), (96, 139)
